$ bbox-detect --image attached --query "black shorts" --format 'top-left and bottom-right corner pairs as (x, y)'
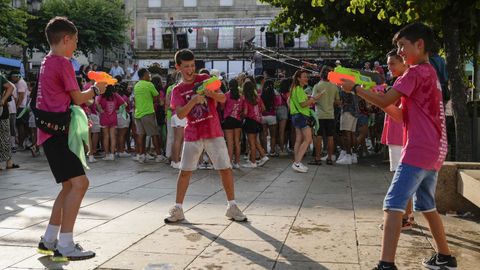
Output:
(316, 119), (335, 137)
(43, 134), (85, 183)
(243, 118), (262, 134)
(222, 116), (243, 130)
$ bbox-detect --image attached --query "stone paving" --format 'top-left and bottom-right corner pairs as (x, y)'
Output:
(0, 151), (478, 270)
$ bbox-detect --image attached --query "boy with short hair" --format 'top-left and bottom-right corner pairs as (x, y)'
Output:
(164, 49), (247, 223)
(36, 17), (106, 262)
(340, 22), (456, 270)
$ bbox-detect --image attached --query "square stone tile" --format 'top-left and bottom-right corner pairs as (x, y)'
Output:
(100, 251), (195, 270)
(186, 239), (280, 270)
(129, 224), (226, 255)
(221, 215), (294, 242)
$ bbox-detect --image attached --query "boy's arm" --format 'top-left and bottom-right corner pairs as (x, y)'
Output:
(176, 94), (206, 119)
(70, 82), (107, 105)
(205, 90), (226, 103)
(340, 79), (403, 121)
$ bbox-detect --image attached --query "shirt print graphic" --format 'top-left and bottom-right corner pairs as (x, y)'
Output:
(184, 91), (212, 124)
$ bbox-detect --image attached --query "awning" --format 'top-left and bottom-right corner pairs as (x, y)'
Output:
(0, 56), (22, 68)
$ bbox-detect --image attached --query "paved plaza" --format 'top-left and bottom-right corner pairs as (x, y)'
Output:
(0, 151), (478, 270)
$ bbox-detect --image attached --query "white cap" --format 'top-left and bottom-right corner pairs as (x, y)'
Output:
(335, 60), (341, 64)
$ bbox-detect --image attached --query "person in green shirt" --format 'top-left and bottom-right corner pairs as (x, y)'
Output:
(133, 68), (162, 163)
(310, 71), (341, 165)
(289, 70), (322, 173)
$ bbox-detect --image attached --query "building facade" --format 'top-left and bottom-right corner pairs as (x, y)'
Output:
(125, 0), (350, 75)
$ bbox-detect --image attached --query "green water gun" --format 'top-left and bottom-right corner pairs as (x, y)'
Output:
(328, 66), (377, 90)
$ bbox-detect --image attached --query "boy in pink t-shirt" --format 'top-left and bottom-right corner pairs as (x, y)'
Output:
(340, 23), (456, 270)
(164, 49), (247, 223)
(36, 17), (106, 262)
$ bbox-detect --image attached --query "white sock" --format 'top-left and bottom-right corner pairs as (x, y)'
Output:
(175, 203), (183, 209)
(44, 224), (60, 242)
(58, 232), (74, 248)
(227, 200), (237, 206)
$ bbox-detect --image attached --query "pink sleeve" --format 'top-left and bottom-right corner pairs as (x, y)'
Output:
(61, 59), (79, 92)
(170, 87), (185, 111)
(393, 68), (417, 97)
(115, 93), (125, 109)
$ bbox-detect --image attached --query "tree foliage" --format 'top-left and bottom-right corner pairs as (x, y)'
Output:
(263, 0), (403, 64)
(26, 0), (130, 56)
(0, 0), (33, 46)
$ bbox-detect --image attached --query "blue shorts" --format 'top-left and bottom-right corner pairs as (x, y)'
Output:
(383, 163), (438, 213)
(291, 113), (308, 129)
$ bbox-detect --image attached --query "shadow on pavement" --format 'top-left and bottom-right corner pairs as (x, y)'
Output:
(185, 222), (331, 269)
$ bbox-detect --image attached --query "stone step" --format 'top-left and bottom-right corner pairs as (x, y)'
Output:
(457, 169), (480, 207)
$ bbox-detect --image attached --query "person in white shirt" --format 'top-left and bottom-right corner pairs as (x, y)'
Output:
(109, 60), (125, 78)
(9, 71), (30, 150)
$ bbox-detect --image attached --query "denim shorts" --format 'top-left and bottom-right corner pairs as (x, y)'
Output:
(291, 113), (308, 129)
(383, 163), (438, 213)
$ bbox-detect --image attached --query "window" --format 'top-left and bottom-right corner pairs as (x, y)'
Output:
(220, 0), (233, 6)
(184, 0), (197, 7)
(148, 0), (161, 7)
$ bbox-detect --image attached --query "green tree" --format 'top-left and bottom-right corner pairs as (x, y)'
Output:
(0, 0), (32, 46)
(26, 0), (130, 56)
(262, 0), (480, 161)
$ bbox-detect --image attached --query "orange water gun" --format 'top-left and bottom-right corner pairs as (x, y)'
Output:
(327, 66), (376, 90)
(87, 71), (118, 85)
(193, 76), (222, 95)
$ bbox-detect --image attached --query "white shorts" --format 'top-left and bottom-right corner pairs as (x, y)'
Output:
(117, 112), (130, 129)
(89, 114), (101, 133)
(262, 115), (277, 125)
(340, 112), (357, 132)
(180, 137), (232, 171)
(388, 145), (402, 172)
(171, 114), (187, 128)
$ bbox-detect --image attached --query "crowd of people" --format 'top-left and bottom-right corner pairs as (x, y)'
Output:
(0, 17), (456, 270)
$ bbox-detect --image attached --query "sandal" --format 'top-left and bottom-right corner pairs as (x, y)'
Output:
(6, 164), (20, 169)
(307, 159), (322, 165)
(326, 159), (333, 165)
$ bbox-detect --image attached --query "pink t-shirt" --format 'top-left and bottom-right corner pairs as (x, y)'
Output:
(381, 111), (403, 146)
(394, 63), (447, 171)
(97, 93), (125, 127)
(170, 74), (224, 142)
(223, 91), (244, 121)
(244, 97), (263, 123)
(36, 55), (79, 145)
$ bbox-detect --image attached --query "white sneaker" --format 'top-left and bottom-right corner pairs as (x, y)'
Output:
(164, 205), (185, 223)
(320, 154), (336, 161)
(138, 154), (146, 163)
(52, 243), (95, 262)
(242, 161), (257, 168)
(102, 154), (115, 161)
(225, 204), (248, 222)
(132, 154), (139, 161)
(146, 153), (155, 160)
(232, 163), (240, 169)
(336, 154), (352, 165)
(337, 150), (346, 161)
(88, 156), (97, 163)
(170, 161), (180, 169)
(292, 162), (308, 173)
(352, 153), (358, 164)
(257, 156), (269, 167)
(118, 151), (131, 158)
(155, 155), (168, 163)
